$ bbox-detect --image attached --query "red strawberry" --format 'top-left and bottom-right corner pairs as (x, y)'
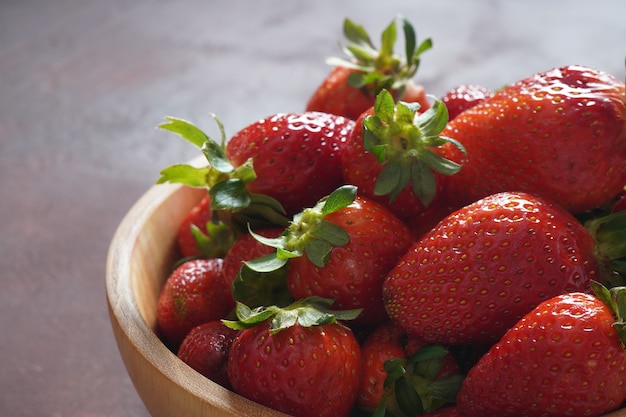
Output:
(176, 193), (234, 259)
(225, 111), (354, 216)
(245, 186), (415, 327)
(225, 297), (362, 417)
(341, 90), (465, 221)
(383, 191), (599, 345)
(357, 321), (408, 409)
(156, 258), (234, 349)
(356, 321), (462, 415)
(177, 320), (239, 388)
(456, 284), (626, 417)
(440, 84), (493, 120)
(441, 65), (626, 214)
(306, 16), (432, 120)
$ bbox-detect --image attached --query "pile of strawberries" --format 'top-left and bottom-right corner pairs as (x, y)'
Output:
(153, 16), (626, 417)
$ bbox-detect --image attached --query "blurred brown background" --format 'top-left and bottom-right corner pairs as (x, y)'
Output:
(1, 0), (625, 416)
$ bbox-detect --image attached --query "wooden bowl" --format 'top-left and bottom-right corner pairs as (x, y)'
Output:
(106, 180), (626, 417)
(105, 181), (289, 417)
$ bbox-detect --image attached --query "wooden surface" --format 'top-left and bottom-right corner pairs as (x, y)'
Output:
(1, 1), (625, 416)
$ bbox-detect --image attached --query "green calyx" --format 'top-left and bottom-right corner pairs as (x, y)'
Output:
(327, 15), (432, 97)
(371, 345), (463, 417)
(230, 185), (356, 309)
(363, 89), (466, 206)
(585, 209), (626, 287)
(245, 185), (357, 271)
(156, 115), (289, 231)
(222, 296), (361, 335)
(591, 280), (626, 347)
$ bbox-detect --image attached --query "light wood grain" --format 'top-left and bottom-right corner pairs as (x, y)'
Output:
(106, 180), (626, 417)
(106, 181), (290, 417)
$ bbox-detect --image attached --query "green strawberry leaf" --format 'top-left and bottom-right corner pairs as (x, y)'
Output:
(232, 261), (292, 309)
(158, 116), (208, 149)
(325, 16), (431, 96)
(360, 89), (465, 205)
(209, 179), (250, 210)
(156, 164), (212, 187)
(303, 238), (333, 267)
(223, 297), (360, 334)
(395, 376), (424, 415)
(321, 184), (357, 215)
(190, 221), (234, 259)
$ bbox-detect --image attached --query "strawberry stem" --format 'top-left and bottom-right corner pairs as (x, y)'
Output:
(362, 89), (466, 206)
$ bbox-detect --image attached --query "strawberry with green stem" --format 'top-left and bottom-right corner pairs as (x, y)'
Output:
(457, 282), (626, 417)
(224, 297), (362, 417)
(242, 185), (415, 326)
(342, 89), (466, 221)
(356, 321), (463, 417)
(158, 115), (289, 231)
(306, 16), (433, 120)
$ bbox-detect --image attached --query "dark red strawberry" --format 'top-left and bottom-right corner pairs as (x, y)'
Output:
(176, 193), (234, 259)
(383, 191), (599, 346)
(440, 84), (493, 120)
(440, 65), (626, 214)
(177, 320), (239, 388)
(224, 297), (362, 417)
(245, 186), (415, 327)
(306, 16), (432, 120)
(357, 321), (407, 409)
(156, 258), (234, 349)
(225, 111), (354, 216)
(456, 284), (626, 417)
(341, 89), (465, 221)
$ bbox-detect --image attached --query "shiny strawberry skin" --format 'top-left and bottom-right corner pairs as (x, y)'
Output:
(177, 320), (239, 388)
(382, 191), (599, 345)
(457, 292), (626, 417)
(441, 65), (626, 214)
(176, 193), (212, 258)
(440, 84), (492, 120)
(287, 196), (415, 326)
(156, 258), (234, 349)
(226, 111), (353, 216)
(356, 322), (407, 409)
(227, 320), (361, 417)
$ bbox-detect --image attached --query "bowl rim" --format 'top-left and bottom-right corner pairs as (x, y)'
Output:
(105, 180), (290, 417)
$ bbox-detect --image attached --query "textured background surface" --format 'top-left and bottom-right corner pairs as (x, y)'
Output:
(1, 1), (625, 415)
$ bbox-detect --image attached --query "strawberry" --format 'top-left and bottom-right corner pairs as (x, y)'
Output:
(224, 297), (362, 417)
(244, 185), (415, 327)
(176, 193), (234, 259)
(177, 320), (239, 388)
(356, 321), (463, 416)
(357, 321), (408, 410)
(341, 89), (465, 221)
(223, 226), (293, 309)
(440, 84), (493, 120)
(382, 191), (599, 345)
(156, 258), (234, 349)
(225, 111), (354, 216)
(440, 64), (626, 214)
(456, 283), (626, 417)
(306, 16), (432, 120)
